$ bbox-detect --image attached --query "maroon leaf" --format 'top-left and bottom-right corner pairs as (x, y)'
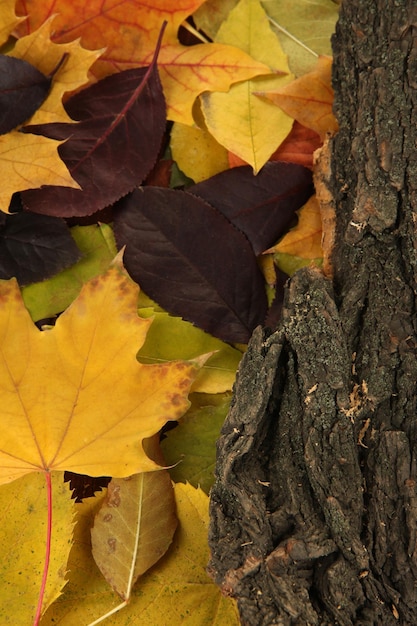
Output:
(0, 55), (52, 134)
(0, 207), (80, 285)
(21, 32), (166, 218)
(189, 162), (313, 255)
(113, 187), (268, 343)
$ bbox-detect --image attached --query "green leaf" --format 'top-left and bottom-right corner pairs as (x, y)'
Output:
(137, 309), (242, 394)
(22, 224), (117, 322)
(161, 393), (231, 493)
(274, 252), (323, 276)
(263, 0), (339, 75)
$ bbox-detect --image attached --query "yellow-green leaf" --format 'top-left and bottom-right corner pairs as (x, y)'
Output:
(22, 224), (117, 322)
(0, 472), (74, 623)
(0, 130), (79, 212)
(201, 0), (293, 172)
(263, 0), (339, 75)
(137, 309), (242, 394)
(161, 393), (231, 494)
(91, 470), (177, 600)
(0, 258), (202, 484)
(193, 0), (239, 40)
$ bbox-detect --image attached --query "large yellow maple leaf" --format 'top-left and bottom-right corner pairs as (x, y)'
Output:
(15, 0), (272, 124)
(0, 256), (202, 485)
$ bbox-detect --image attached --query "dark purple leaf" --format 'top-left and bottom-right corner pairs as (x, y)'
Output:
(0, 55), (52, 134)
(0, 209), (80, 285)
(189, 162), (313, 255)
(113, 187), (268, 343)
(64, 472), (110, 502)
(21, 31), (166, 218)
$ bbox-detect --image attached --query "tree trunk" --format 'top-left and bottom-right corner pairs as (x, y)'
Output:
(208, 1), (417, 624)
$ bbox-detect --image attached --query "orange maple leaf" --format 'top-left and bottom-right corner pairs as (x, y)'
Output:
(15, 0), (271, 124)
(255, 56), (338, 139)
(0, 256), (202, 485)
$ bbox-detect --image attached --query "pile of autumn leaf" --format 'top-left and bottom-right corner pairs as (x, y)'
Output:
(0, 0), (339, 624)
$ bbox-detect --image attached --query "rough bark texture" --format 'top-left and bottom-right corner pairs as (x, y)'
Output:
(208, 1), (417, 624)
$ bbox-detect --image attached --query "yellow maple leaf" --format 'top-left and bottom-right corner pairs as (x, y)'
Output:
(200, 0), (294, 173)
(9, 16), (103, 124)
(0, 0), (25, 47)
(15, 0), (272, 124)
(0, 256), (202, 485)
(256, 55), (338, 139)
(0, 130), (79, 211)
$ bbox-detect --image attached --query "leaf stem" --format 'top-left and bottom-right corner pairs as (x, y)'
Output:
(87, 601), (128, 626)
(33, 471), (53, 626)
(267, 16), (319, 58)
(126, 472), (144, 598)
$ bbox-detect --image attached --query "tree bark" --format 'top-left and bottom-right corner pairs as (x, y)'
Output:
(208, 1), (417, 624)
